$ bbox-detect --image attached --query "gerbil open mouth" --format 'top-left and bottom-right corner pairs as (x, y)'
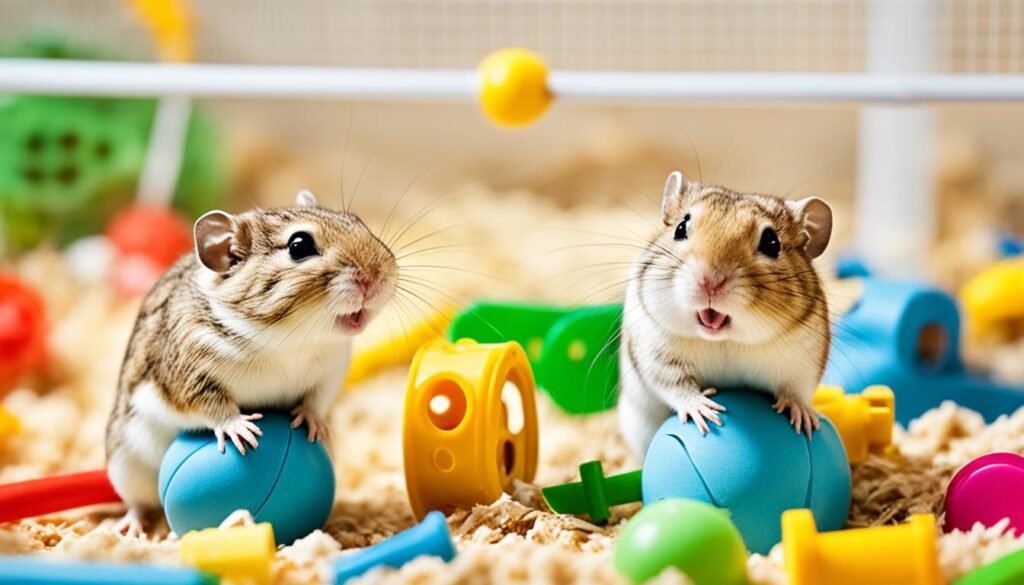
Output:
(335, 309), (368, 332)
(697, 308), (732, 332)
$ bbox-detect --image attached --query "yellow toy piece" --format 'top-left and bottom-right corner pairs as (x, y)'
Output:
(126, 0), (195, 62)
(813, 385), (895, 464)
(478, 48), (552, 129)
(403, 339), (538, 521)
(179, 523), (276, 585)
(962, 258), (1024, 339)
(783, 509), (944, 585)
(346, 307), (455, 386)
(0, 407), (20, 438)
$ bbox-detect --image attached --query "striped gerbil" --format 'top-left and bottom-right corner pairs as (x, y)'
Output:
(105, 190), (397, 537)
(618, 171), (833, 461)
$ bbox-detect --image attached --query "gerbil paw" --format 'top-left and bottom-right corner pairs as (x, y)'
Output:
(676, 392), (727, 435)
(214, 413), (263, 455)
(773, 395), (820, 438)
(290, 406), (331, 443)
(115, 508), (147, 539)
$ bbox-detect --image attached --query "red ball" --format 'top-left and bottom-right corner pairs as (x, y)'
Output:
(0, 273), (47, 390)
(106, 205), (193, 269)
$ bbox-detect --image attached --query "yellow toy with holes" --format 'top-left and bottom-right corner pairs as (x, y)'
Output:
(403, 339), (539, 520)
(179, 523), (275, 585)
(813, 385), (895, 464)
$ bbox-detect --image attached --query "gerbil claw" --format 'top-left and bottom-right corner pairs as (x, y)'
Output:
(290, 406), (331, 443)
(773, 396), (819, 439)
(677, 393), (726, 436)
(214, 413), (263, 455)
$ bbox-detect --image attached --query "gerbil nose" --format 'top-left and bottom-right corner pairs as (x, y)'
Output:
(699, 274), (728, 299)
(353, 272), (380, 297)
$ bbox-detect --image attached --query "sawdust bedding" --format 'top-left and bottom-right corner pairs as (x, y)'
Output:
(1, 185), (1023, 585)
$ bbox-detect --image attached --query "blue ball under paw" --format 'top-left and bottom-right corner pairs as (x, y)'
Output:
(158, 411), (335, 544)
(642, 390), (851, 554)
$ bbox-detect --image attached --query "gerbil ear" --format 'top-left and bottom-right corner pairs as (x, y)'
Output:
(194, 211), (236, 273)
(788, 197), (833, 258)
(660, 170), (690, 225)
(296, 189), (319, 207)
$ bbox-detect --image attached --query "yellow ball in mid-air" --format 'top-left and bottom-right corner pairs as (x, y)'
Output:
(478, 48), (551, 129)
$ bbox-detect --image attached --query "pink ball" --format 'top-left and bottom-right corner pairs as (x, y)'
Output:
(945, 452), (1024, 534)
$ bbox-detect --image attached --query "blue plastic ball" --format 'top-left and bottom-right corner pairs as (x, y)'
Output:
(641, 390), (850, 554)
(158, 412), (335, 544)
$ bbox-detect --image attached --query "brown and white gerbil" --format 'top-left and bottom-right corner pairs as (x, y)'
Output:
(105, 190), (397, 536)
(618, 171), (833, 460)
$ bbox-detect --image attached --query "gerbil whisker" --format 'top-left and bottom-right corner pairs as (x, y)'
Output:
(379, 143), (468, 245)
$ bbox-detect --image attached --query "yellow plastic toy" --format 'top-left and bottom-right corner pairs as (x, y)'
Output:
(179, 523), (276, 585)
(782, 509), (944, 585)
(403, 339), (538, 520)
(0, 407), (20, 439)
(813, 385), (895, 464)
(962, 258), (1024, 339)
(346, 307), (455, 386)
(478, 48), (552, 129)
(125, 0), (194, 62)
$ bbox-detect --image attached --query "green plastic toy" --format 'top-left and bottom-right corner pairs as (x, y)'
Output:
(956, 548), (1024, 585)
(542, 460), (642, 524)
(448, 302), (622, 414)
(0, 37), (226, 251)
(614, 498), (748, 585)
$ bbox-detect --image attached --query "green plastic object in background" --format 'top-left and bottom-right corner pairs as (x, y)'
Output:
(448, 302), (623, 414)
(542, 460), (642, 524)
(956, 548), (1024, 585)
(614, 498), (748, 585)
(0, 37), (226, 251)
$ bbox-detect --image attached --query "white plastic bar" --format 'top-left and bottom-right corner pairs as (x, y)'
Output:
(4, 58), (1024, 103)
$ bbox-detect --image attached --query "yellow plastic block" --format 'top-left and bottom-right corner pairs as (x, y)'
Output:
(0, 407), (21, 438)
(478, 48), (552, 128)
(346, 307), (454, 387)
(961, 258), (1024, 337)
(180, 523), (275, 585)
(403, 339), (538, 520)
(783, 509), (944, 585)
(813, 385), (895, 464)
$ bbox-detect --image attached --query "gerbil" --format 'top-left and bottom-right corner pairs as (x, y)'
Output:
(105, 190), (397, 536)
(618, 171), (833, 461)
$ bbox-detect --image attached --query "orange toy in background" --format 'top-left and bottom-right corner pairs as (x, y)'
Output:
(0, 273), (47, 393)
(106, 204), (193, 297)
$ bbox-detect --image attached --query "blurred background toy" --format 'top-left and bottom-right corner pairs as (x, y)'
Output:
(450, 302), (620, 414)
(346, 306), (454, 386)
(961, 258), (1024, 343)
(403, 339), (538, 520)
(955, 548), (1024, 585)
(0, 272), (48, 394)
(782, 509), (943, 585)
(642, 390), (850, 554)
(159, 411), (334, 545)
(613, 498), (748, 585)
(944, 452), (1024, 536)
(823, 277), (1024, 424)
(478, 48), (552, 129)
(332, 511), (456, 584)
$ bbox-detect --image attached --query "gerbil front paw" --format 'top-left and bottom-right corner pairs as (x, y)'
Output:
(214, 413), (263, 455)
(675, 389), (727, 435)
(773, 395), (820, 437)
(290, 406), (331, 443)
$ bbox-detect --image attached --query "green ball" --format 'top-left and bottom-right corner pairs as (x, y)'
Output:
(613, 498), (748, 585)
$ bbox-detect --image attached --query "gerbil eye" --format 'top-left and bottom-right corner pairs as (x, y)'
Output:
(288, 232), (318, 261)
(758, 227), (781, 258)
(674, 213), (690, 241)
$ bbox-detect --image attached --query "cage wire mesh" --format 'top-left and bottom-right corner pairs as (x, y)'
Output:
(0, 0), (1022, 74)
